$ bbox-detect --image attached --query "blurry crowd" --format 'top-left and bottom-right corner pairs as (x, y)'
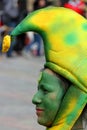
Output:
(0, 0), (87, 58)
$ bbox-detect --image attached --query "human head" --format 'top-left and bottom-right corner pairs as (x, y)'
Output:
(33, 0), (47, 10)
(2, 6), (87, 130)
(32, 68), (70, 127)
(38, 0), (47, 7)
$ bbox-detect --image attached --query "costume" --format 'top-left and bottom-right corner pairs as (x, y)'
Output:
(2, 6), (87, 130)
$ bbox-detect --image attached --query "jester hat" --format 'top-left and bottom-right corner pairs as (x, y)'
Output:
(2, 7), (87, 130)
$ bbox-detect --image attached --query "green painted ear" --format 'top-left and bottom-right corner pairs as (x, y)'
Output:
(2, 6), (87, 130)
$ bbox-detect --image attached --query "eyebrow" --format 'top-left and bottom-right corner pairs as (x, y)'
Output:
(40, 67), (71, 90)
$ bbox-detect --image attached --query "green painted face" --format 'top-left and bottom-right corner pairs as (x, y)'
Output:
(32, 69), (67, 127)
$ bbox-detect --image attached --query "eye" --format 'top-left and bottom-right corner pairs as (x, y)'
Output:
(39, 84), (49, 94)
(41, 85), (48, 94)
(43, 88), (48, 94)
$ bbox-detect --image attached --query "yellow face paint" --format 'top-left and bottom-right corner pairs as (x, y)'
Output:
(2, 35), (11, 53)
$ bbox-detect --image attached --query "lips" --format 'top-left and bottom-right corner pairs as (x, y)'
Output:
(36, 108), (44, 116)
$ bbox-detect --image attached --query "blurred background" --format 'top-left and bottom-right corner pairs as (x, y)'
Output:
(0, 0), (87, 130)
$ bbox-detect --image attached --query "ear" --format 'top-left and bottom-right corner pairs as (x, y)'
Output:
(47, 84), (87, 130)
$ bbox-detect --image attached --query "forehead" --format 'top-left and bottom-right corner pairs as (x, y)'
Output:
(38, 68), (70, 90)
(38, 68), (57, 82)
(38, 68), (60, 84)
(44, 68), (56, 75)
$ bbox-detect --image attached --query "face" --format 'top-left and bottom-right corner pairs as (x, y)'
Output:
(32, 69), (67, 127)
(39, 0), (46, 7)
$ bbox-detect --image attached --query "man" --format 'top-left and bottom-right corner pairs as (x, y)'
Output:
(1, 6), (87, 130)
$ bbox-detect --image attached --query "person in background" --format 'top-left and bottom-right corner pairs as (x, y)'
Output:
(61, 0), (69, 6)
(64, 0), (85, 16)
(34, 0), (48, 10)
(3, 0), (19, 57)
(13, 0), (28, 56)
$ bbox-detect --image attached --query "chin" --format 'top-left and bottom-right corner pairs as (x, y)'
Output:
(37, 119), (52, 127)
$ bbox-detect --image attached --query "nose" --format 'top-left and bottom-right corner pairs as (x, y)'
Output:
(32, 91), (42, 105)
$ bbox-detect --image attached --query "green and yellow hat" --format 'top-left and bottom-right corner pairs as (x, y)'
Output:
(2, 6), (87, 130)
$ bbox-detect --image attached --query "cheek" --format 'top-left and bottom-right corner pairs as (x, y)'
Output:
(50, 93), (58, 100)
(48, 92), (63, 109)
(46, 93), (57, 102)
(50, 91), (64, 101)
(44, 93), (60, 109)
(40, 93), (63, 126)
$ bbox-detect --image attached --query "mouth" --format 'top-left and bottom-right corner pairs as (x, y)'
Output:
(36, 108), (44, 116)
